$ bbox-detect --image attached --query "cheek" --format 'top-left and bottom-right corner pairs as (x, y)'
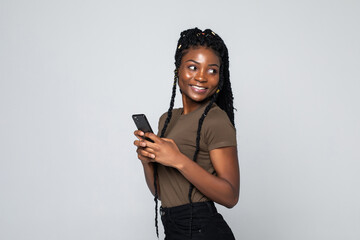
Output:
(212, 77), (220, 87)
(182, 70), (193, 80)
(178, 71), (193, 84)
(180, 65), (194, 78)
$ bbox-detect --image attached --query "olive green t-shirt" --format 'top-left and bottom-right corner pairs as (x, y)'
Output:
(157, 103), (237, 207)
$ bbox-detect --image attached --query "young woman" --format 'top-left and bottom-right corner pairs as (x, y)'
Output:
(133, 28), (239, 240)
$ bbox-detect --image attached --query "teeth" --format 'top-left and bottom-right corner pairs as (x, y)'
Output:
(192, 85), (206, 90)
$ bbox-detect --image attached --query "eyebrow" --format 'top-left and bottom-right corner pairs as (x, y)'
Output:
(185, 60), (220, 68)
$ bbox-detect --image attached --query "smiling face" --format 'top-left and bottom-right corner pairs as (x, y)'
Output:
(178, 46), (221, 113)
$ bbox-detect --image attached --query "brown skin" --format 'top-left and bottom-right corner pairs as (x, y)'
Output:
(178, 46), (221, 114)
(134, 46), (239, 208)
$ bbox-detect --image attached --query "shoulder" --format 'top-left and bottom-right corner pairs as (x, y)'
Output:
(159, 111), (168, 123)
(204, 104), (235, 130)
(159, 108), (182, 121)
(158, 108), (182, 129)
(202, 104), (237, 150)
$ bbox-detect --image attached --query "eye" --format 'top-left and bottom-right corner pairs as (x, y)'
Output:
(188, 65), (197, 71)
(208, 68), (217, 74)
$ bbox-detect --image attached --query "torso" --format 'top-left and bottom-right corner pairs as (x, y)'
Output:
(157, 103), (237, 207)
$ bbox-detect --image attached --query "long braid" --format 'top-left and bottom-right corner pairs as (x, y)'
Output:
(153, 27), (235, 238)
(160, 70), (178, 137)
(216, 52), (235, 126)
(188, 91), (220, 188)
(187, 90), (220, 237)
(153, 70), (178, 238)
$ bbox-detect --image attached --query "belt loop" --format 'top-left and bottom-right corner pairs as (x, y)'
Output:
(160, 206), (167, 217)
(160, 206), (164, 216)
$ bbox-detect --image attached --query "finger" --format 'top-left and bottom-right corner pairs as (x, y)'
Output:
(137, 154), (153, 163)
(143, 146), (155, 153)
(134, 130), (145, 139)
(134, 130), (144, 136)
(144, 132), (161, 143)
(134, 140), (146, 148)
(137, 149), (152, 160)
(138, 148), (155, 159)
(136, 147), (151, 155)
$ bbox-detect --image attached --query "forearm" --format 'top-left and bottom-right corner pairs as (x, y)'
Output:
(176, 154), (239, 208)
(141, 162), (157, 197)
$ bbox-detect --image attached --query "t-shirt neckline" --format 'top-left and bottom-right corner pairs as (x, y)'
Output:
(179, 101), (212, 119)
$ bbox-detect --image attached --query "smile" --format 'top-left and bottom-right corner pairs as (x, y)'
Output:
(190, 85), (208, 93)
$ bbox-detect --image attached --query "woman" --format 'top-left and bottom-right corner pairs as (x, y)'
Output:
(134, 27), (239, 240)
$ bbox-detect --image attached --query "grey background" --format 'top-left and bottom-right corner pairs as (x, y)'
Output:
(1, 0), (359, 239)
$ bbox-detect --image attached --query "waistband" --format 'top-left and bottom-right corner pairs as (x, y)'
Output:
(160, 201), (217, 217)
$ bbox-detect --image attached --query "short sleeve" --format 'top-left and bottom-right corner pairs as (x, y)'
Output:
(202, 107), (237, 151)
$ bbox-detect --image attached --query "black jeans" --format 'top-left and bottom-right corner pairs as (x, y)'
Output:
(160, 201), (235, 240)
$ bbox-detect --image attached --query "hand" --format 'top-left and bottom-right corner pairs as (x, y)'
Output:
(141, 132), (184, 168)
(133, 130), (154, 164)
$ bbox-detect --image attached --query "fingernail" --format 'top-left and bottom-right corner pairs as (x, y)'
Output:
(141, 142), (146, 147)
(151, 154), (155, 159)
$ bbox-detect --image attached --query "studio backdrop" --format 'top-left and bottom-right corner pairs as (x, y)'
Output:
(1, 0), (359, 239)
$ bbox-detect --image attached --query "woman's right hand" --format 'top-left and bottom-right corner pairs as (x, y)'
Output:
(133, 130), (155, 164)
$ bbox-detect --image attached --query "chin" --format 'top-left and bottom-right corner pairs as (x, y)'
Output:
(190, 96), (211, 103)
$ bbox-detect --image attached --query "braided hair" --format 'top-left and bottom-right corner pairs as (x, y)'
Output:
(153, 27), (235, 238)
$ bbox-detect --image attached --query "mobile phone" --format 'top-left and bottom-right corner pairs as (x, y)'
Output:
(132, 114), (154, 142)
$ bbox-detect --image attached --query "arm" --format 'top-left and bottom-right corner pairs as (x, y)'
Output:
(142, 132), (239, 208)
(141, 162), (157, 197)
(134, 130), (159, 197)
(177, 146), (239, 208)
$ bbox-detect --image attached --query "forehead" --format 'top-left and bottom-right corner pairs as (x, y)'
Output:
(181, 46), (220, 65)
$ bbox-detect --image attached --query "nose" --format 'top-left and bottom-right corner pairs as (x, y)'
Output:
(195, 69), (207, 83)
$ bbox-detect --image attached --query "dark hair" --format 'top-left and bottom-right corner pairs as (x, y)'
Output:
(153, 27), (235, 238)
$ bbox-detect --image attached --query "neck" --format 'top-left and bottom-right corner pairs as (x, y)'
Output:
(181, 95), (210, 115)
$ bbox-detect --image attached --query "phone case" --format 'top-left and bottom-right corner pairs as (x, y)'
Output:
(132, 114), (153, 133)
(132, 114), (154, 143)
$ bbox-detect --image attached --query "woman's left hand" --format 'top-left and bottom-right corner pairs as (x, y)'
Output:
(141, 132), (183, 168)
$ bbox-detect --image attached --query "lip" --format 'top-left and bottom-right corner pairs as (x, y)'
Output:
(190, 84), (208, 93)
